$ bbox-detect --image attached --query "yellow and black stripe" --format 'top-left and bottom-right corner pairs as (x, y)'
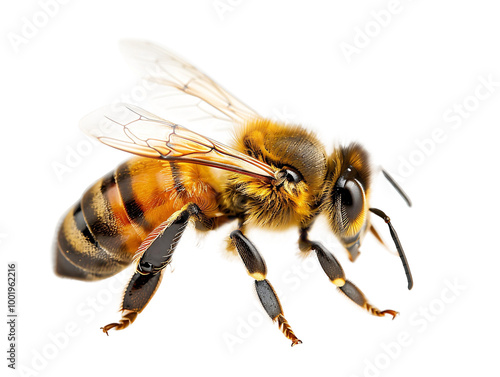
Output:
(55, 157), (220, 281)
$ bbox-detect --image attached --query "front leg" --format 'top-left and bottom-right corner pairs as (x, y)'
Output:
(230, 230), (302, 346)
(101, 203), (203, 334)
(299, 230), (398, 319)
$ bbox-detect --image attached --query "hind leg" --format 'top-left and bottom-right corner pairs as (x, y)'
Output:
(101, 203), (205, 333)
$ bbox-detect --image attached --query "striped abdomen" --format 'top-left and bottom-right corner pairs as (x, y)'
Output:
(55, 157), (219, 281)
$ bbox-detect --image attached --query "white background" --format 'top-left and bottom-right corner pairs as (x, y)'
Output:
(1, 1), (499, 376)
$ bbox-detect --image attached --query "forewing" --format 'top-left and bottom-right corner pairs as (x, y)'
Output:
(119, 39), (260, 125)
(80, 103), (274, 181)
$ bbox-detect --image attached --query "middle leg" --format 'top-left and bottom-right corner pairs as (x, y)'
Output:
(230, 230), (302, 346)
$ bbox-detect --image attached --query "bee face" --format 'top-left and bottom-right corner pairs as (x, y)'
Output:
(323, 143), (371, 241)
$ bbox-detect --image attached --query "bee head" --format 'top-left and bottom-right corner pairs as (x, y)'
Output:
(322, 143), (371, 257)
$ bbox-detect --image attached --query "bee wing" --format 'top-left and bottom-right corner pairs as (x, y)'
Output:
(119, 39), (260, 125)
(80, 103), (275, 181)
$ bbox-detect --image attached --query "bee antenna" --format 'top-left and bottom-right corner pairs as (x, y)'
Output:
(381, 169), (412, 207)
(369, 208), (413, 290)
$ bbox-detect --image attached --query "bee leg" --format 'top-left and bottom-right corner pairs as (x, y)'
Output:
(300, 235), (398, 319)
(101, 203), (203, 334)
(230, 230), (302, 346)
(101, 270), (164, 334)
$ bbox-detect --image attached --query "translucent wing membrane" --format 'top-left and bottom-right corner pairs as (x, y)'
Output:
(119, 39), (260, 125)
(80, 103), (275, 181)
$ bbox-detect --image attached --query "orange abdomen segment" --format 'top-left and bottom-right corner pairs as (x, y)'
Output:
(55, 158), (219, 281)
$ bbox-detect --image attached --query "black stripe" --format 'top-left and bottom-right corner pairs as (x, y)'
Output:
(81, 170), (136, 260)
(73, 202), (98, 245)
(57, 202), (121, 279)
(115, 162), (151, 231)
(54, 242), (94, 280)
(82, 171), (118, 238)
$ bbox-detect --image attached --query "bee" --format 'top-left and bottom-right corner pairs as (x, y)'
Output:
(54, 40), (413, 346)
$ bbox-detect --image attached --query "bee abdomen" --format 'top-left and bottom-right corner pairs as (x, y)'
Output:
(81, 170), (143, 255)
(55, 201), (131, 281)
(55, 158), (221, 281)
(55, 170), (142, 281)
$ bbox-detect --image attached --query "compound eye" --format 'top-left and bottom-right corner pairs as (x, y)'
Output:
(339, 179), (364, 222)
(332, 165), (366, 233)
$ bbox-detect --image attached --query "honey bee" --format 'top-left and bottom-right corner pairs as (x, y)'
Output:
(54, 40), (413, 346)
